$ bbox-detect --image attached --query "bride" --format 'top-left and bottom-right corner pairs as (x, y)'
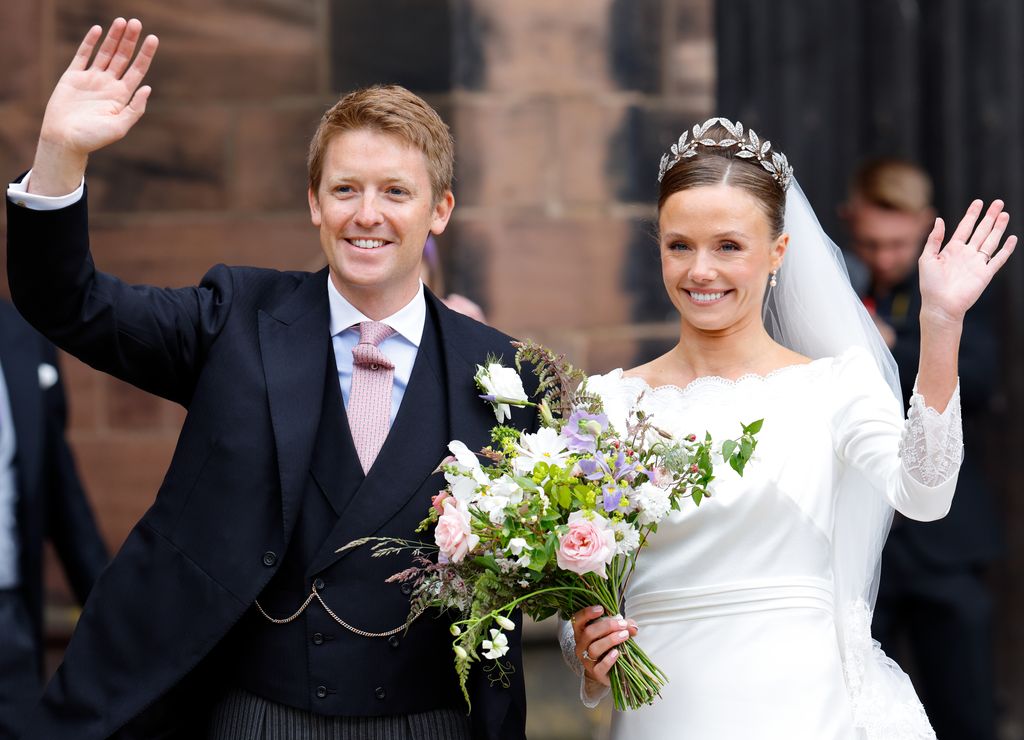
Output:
(561, 119), (1015, 739)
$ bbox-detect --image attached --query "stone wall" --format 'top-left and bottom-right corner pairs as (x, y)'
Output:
(0, 1), (712, 736)
(1, 0), (714, 568)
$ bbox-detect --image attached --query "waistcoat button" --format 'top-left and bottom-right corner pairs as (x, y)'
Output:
(314, 577), (325, 590)
(375, 686), (386, 700)
(262, 551), (277, 567)
(316, 686), (328, 699)
(313, 632), (324, 645)
(388, 635), (400, 648)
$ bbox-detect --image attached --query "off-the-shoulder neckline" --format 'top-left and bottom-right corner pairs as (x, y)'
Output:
(604, 351), (852, 397)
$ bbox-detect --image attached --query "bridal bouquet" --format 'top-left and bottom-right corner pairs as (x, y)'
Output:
(342, 341), (761, 711)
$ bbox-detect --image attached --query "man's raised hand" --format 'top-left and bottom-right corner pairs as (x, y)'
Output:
(30, 18), (158, 196)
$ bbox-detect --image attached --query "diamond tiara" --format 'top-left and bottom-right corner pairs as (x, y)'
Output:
(657, 117), (794, 190)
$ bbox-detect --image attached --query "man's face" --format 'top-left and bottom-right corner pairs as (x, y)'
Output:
(308, 128), (453, 317)
(845, 198), (932, 290)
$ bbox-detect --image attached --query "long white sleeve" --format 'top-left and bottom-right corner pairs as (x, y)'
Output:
(831, 348), (961, 522)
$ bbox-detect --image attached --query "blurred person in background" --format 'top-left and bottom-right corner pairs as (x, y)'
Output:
(0, 298), (108, 739)
(841, 158), (1001, 740)
(421, 235), (487, 323)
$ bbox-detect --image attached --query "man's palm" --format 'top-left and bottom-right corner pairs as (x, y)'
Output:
(40, 19), (158, 156)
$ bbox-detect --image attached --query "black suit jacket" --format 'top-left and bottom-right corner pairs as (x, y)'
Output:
(7, 191), (534, 739)
(0, 299), (107, 674)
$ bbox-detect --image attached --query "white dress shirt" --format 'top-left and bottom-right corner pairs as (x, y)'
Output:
(7, 170), (84, 211)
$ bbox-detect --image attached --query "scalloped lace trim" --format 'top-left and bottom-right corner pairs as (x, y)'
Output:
(842, 600), (936, 739)
(899, 382), (963, 487)
(610, 352), (844, 400)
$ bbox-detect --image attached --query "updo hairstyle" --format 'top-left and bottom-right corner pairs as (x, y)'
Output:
(657, 122), (787, 239)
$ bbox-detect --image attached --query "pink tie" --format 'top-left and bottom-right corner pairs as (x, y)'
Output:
(347, 321), (396, 473)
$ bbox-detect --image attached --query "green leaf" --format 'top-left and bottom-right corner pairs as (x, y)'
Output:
(692, 489), (703, 506)
(722, 440), (737, 461)
(473, 555), (501, 574)
(557, 485), (572, 509)
(514, 476), (540, 491)
(744, 419), (764, 434)
(528, 548), (549, 571)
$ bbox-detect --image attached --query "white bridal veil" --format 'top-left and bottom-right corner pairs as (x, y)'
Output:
(766, 180), (935, 738)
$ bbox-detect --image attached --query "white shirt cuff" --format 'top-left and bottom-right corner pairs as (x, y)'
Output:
(7, 170), (85, 211)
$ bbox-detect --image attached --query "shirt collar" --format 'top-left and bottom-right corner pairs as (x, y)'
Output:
(327, 277), (425, 347)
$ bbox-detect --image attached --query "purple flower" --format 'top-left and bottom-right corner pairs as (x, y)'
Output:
(610, 451), (640, 484)
(602, 482), (624, 512)
(561, 411), (609, 454)
(576, 453), (611, 481)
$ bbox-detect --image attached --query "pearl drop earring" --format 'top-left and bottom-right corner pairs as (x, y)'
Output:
(769, 270), (778, 288)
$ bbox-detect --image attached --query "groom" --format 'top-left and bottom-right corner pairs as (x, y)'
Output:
(7, 19), (533, 739)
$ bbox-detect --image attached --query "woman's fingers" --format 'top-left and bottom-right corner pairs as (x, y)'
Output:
(591, 647), (620, 685)
(986, 234), (1018, 273)
(976, 210), (1010, 259)
(965, 200), (1005, 250)
(585, 626), (631, 662)
(921, 217), (944, 261)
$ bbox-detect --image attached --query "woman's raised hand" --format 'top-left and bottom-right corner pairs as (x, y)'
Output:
(571, 605), (638, 688)
(919, 199), (1017, 325)
(30, 18), (159, 195)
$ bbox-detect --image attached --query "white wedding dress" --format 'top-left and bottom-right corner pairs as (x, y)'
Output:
(561, 347), (962, 740)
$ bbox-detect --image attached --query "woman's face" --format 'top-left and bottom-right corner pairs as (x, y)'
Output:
(659, 183), (787, 335)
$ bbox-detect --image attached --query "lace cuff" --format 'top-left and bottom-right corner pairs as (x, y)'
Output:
(558, 619), (610, 708)
(898, 381), (963, 487)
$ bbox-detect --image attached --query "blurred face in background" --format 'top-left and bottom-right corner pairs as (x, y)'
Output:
(844, 196), (933, 292)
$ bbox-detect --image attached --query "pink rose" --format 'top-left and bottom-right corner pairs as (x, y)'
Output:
(556, 511), (616, 578)
(434, 499), (479, 563)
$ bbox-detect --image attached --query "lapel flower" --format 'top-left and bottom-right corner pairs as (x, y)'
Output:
(475, 362), (529, 422)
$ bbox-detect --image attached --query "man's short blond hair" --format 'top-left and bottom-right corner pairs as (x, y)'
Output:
(307, 85), (454, 204)
(849, 158), (933, 213)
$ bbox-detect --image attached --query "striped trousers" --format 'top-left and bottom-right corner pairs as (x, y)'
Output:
(207, 688), (472, 740)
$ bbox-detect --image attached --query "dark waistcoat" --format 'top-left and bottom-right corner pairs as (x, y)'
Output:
(226, 314), (466, 716)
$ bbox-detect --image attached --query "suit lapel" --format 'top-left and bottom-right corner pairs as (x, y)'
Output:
(309, 352), (365, 519)
(258, 269), (331, 539)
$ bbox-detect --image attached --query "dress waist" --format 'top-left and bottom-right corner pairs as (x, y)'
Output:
(626, 577), (834, 623)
